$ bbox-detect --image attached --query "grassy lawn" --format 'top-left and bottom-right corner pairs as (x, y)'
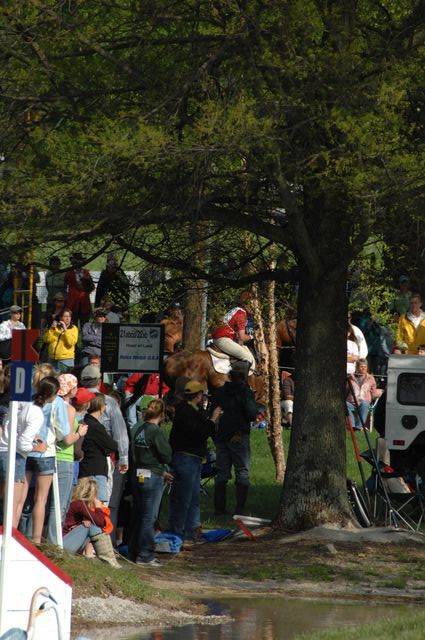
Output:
(297, 610), (425, 640)
(191, 427), (372, 529)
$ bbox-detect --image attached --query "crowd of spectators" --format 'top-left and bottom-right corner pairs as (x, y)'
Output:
(1, 262), (425, 569)
(282, 274), (425, 431)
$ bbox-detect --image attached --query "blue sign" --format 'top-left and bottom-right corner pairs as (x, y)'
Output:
(10, 361), (33, 401)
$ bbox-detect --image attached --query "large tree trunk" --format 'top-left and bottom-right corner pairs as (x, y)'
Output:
(266, 278), (286, 483)
(276, 262), (352, 530)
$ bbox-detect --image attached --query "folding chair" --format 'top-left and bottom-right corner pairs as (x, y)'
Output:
(200, 451), (217, 496)
(362, 437), (425, 531)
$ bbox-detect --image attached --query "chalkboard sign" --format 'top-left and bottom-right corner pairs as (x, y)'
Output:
(101, 324), (164, 373)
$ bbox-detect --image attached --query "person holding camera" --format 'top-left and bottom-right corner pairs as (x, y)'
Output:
(168, 380), (222, 545)
(43, 308), (79, 373)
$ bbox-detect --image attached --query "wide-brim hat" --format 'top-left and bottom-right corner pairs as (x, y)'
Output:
(57, 373), (78, 397)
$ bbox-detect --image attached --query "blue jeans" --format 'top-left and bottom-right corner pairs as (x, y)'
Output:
(89, 474), (109, 503)
(108, 465), (127, 545)
(215, 434), (251, 486)
(347, 401), (370, 429)
(47, 460), (74, 544)
(125, 395), (139, 429)
(169, 453), (202, 541)
(130, 472), (165, 562)
(49, 358), (74, 373)
(63, 523), (103, 553)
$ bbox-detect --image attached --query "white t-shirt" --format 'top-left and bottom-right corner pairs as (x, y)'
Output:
(0, 319), (26, 342)
(347, 340), (360, 375)
(351, 324), (368, 359)
(407, 310), (425, 330)
(0, 402), (44, 457)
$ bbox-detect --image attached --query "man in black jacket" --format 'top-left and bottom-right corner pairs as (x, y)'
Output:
(168, 380), (221, 543)
(211, 362), (258, 515)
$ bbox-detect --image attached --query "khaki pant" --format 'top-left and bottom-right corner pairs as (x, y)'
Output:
(213, 337), (256, 374)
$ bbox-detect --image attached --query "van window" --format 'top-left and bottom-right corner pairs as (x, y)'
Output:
(397, 373), (425, 405)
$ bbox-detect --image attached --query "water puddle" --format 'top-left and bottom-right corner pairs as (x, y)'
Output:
(125, 596), (412, 639)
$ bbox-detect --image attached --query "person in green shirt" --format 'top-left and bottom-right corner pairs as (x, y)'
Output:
(129, 399), (173, 566)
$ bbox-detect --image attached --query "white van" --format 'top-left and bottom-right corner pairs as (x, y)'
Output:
(383, 354), (425, 470)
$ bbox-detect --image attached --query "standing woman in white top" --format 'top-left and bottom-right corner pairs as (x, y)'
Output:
(347, 326), (360, 375)
(0, 378), (58, 527)
(0, 305), (26, 362)
(24, 367), (71, 543)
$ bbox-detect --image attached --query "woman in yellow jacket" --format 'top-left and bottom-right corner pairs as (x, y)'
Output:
(397, 294), (425, 354)
(44, 308), (79, 372)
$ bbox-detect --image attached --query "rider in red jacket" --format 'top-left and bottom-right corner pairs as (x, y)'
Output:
(211, 292), (256, 374)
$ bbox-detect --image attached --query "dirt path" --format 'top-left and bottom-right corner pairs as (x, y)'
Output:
(72, 525), (425, 637)
(146, 525), (425, 603)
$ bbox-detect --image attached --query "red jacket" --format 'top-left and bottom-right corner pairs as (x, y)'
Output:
(65, 269), (94, 316)
(124, 373), (169, 396)
(212, 307), (247, 340)
(63, 499), (107, 534)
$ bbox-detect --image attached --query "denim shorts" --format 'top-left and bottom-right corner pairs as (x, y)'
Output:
(0, 451), (27, 483)
(26, 455), (56, 476)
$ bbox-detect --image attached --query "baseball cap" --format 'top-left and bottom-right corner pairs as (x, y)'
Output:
(399, 275), (410, 283)
(94, 307), (107, 317)
(74, 388), (96, 405)
(10, 305), (21, 313)
(81, 365), (101, 381)
(54, 292), (65, 301)
(184, 380), (204, 395)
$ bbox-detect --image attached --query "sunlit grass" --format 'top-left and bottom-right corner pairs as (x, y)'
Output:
(296, 610), (425, 640)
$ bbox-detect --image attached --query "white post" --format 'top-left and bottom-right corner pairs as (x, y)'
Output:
(0, 400), (18, 633)
(52, 471), (63, 549)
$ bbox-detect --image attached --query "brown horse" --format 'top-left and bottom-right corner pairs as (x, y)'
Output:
(276, 313), (297, 371)
(163, 349), (265, 404)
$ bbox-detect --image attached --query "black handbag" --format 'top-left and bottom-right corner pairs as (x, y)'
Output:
(0, 339), (11, 361)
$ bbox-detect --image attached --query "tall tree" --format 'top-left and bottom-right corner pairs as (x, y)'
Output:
(1, 1), (425, 529)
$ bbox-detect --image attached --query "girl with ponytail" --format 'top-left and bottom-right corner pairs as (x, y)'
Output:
(0, 376), (59, 528)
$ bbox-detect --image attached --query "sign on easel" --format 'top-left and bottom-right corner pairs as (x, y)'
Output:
(101, 323), (164, 373)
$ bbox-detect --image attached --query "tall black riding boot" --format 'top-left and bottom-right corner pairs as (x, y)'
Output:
(234, 483), (249, 516)
(214, 482), (228, 515)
